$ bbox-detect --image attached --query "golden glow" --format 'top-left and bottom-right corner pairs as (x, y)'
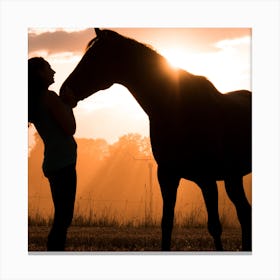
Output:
(159, 45), (250, 94)
(160, 48), (189, 69)
(28, 28), (251, 142)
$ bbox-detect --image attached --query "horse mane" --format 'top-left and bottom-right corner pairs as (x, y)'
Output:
(115, 30), (221, 96)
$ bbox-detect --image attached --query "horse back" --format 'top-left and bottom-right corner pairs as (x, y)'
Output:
(149, 87), (252, 179)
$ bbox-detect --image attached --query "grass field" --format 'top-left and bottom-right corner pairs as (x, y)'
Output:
(28, 225), (242, 252)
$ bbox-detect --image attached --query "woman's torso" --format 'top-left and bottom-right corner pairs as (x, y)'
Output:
(34, 92), (77, 176)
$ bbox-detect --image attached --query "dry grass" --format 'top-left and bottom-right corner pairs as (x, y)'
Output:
(28, 225), (242, 252)
(28, 204), (242, 252)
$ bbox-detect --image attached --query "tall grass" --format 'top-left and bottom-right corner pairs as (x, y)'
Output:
(28, 212), (53, 226)
(29, 203), (238, 229)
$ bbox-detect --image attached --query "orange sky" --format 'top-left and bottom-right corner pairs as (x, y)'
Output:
(28, 28), (251, 145)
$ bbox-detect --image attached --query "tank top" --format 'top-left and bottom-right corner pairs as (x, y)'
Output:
(34, 93), (77, 176)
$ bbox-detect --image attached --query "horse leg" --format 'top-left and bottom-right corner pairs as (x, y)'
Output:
(225, 177), (252, 251)
(158, 166), (180, 251)
(198, 180), (223, 250)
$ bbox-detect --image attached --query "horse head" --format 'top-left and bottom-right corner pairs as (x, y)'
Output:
(60, 28), (119, 107)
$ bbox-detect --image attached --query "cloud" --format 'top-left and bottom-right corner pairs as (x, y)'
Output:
(28, 27), (251, 57)
(179, 28), (251, 53)
(215, 36), (251, 50)
(28, 28), (95, 55)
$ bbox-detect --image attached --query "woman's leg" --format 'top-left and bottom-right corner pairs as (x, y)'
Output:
(47, 164), (76, 251)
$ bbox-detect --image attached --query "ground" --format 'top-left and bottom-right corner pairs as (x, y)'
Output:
(28, 226), (242, 252)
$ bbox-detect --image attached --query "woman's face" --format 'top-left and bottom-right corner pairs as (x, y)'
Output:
(40, 61), (56, 87)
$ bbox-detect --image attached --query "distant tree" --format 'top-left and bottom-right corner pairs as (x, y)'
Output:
(109, 133), (152, 159)
(81, 133), (156, 205)
(28, 133), (159, 220)
(77, 138), (110, 161)
(28, 132), (52, 217)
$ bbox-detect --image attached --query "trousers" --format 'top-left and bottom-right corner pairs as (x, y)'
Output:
(46, 164), (76, 251)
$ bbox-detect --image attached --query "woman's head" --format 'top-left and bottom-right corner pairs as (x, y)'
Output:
(28, 57), (56, 122)
(28, 57), (55, 89)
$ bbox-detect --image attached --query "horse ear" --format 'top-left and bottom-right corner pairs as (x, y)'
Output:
(95, 28), (102, 37)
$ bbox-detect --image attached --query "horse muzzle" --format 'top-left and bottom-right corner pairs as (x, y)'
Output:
(60, 85), (78, 108)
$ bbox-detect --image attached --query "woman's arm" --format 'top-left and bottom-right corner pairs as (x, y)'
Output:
(44, 91), (76, 135)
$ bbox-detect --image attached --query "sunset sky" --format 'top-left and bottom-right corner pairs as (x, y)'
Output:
(28, 28), (251, 145)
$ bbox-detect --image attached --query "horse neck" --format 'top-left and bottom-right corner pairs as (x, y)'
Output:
(116, 46), (179, 118)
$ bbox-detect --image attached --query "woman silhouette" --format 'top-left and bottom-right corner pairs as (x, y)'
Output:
(28, 57), (77, 251)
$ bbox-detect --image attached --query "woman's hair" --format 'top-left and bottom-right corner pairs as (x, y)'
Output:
(28, 57), (47, 123)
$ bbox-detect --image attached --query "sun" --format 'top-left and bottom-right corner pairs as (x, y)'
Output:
(160, 48), (188, 69)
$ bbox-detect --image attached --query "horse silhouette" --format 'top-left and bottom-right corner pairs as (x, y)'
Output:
(60, 28), (252, 251)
